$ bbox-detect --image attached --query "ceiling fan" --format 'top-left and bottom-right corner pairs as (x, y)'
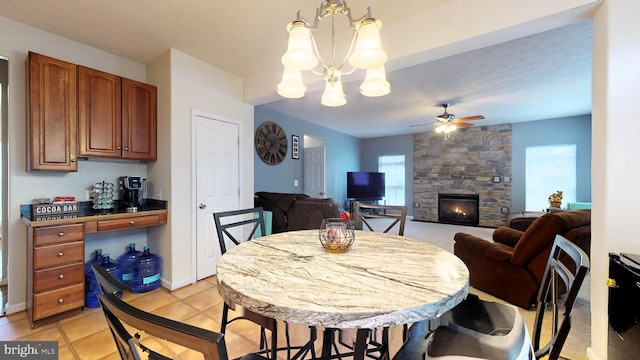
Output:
(411, 103), (485, 138)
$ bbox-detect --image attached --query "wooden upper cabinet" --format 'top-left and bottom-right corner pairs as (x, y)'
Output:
(78, 66), (122, 158)
(122, 79), (157, 161)
(27, 52), (78, 171)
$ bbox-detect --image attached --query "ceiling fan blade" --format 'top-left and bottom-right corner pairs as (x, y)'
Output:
(455, 115), (485, 122)
(409, 123), (431, 127)
(454, 122), (473, 128)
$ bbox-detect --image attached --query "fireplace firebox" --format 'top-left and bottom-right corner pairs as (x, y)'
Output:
(438, 193), (480, 226)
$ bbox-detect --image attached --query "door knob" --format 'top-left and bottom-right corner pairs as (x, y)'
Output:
(199, 204), (207, 209)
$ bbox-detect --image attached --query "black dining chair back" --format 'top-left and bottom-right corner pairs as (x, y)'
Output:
(531, 234), (590, 359)
(92, 264), (266, 360)
(354, 203), (408, 235)
(213, 207), (314, 360)
(213, 207), (266, 254)
(393, 234), (590, 360)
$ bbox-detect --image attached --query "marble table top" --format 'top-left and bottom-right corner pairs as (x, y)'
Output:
(216, 230), (469, 329)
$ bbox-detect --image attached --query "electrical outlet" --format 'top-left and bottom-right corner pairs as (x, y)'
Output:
(294, 180), (299, 187)
(501, 207), (510, 214)
(413, 202), (420, 208)
(493, 176), (501, 183)
(504, 176), (510, 183)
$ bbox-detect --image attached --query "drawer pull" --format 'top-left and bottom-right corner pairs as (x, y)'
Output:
(58, 274), (65, 280)
(129, 221), (135, 225)
(58, 252), (64, 257)
(58, 298), (64, 304)
(58, 232), (64, 237)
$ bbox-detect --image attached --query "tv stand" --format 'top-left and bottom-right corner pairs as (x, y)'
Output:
(347, 199), (384, 214)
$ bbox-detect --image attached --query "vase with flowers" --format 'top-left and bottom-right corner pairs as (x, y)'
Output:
(319, 211), (355, 253)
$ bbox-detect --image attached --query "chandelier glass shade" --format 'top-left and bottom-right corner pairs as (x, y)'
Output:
(277, 0), (390, 106)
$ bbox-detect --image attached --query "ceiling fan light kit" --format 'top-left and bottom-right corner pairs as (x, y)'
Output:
(413, 103), (485, 139)
(277, 0), (390, 106)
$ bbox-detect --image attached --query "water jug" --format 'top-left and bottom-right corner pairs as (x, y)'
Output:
(99, 254), (123, 298)
(84, 249), (103, 308)
(117, 243), (142, 286)
(131, 246), (162, 293)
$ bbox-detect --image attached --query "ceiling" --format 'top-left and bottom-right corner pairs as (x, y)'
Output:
(0, 0), (596, 139)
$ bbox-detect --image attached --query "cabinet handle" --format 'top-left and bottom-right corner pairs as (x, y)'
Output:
(58, 298), (64, 304)
(58, 232), (64, 237)
(58, 274), (64, 280)
(57, 252), (64, 257)
(129, 220), (135, 225)
(117, 146), (122, 150)
(124, 147), (129, 151)
(70, 157), (76, 163)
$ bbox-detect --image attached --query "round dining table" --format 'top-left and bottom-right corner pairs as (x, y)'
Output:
(216, 229), (469, 359)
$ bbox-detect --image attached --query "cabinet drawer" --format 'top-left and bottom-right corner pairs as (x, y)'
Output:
(33, 283), (84, 321)
(34, 263), (84, 293)
(97, 215), (163, 232)
(34, 242), (84, 269)
(34, 224), (84, 246)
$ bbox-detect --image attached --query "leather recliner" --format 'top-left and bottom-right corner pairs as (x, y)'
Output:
(453, 209), (590, 308)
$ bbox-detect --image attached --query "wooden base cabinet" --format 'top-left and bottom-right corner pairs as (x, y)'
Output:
(27, 224), (85, 327)
(24, 209), (168, 327)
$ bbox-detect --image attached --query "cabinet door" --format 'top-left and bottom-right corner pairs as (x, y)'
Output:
(122, 78), (157, 161)
(27, 52), (78, 171)
(78, 66), (122, 158)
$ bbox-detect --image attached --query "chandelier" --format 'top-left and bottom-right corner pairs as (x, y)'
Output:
(277, 0), (390, 107)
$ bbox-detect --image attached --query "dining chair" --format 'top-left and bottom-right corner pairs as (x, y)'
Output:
(393, 234), (590, 360)
(353, 203), (408, 236)
(92, 264), (267, 360)
(97, 290), (268, 360)
(214, 207), (314, 360)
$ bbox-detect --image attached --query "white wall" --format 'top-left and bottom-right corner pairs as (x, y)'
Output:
(147, 49), (254, 290)
(590, 1), (640, 359)
(0, 16), (152, 313)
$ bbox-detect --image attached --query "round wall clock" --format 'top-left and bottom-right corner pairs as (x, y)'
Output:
(255, 121), (288, 165)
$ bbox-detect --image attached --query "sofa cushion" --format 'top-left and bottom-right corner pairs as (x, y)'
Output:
(287, 198), (340, 231)
(511, 213), (566, 266)
(255, 192), (309, 213)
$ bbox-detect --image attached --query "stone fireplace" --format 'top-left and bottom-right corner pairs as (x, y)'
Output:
(438, 193), (479, 225)
(413, 124), (512, 227)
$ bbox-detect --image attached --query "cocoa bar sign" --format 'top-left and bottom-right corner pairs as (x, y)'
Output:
(32, 202), (79, 216)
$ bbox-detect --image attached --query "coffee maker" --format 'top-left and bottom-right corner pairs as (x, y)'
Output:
(119, 176), (145, 212)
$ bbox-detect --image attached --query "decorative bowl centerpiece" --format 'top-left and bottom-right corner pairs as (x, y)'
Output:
(319, 212), (355, 253)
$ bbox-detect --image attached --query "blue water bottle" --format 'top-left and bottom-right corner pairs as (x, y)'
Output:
(85, 249), (103, 308)
(117, 243), (142, 286)
(131, 246), (162, 293)
(99, 254), (123, 297)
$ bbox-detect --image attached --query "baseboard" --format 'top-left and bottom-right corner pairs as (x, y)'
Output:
(5, 301), (25, 315)
(586, 347), (602, 360)
(163, 277), (193, 291)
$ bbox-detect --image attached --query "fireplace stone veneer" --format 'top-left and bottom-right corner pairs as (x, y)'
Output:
(413, 124), (512, 227)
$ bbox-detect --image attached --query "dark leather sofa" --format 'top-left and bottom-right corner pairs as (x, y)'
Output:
(254, 191), (340, 233)
(453, 209), (591, 308)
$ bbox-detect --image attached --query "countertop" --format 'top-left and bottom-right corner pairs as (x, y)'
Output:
(21, 199), (168, 228)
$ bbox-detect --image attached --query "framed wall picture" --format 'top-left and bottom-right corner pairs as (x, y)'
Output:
(292, 135), (299, 159)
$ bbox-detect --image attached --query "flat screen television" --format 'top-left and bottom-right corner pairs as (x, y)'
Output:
(347, 172), (385, 200)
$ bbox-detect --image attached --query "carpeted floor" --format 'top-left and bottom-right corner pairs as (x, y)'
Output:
(380, 218), (591, 360)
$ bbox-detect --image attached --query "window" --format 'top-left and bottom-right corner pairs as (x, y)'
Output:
(525, 145), (576, 211)
(378, 155), (405, 206)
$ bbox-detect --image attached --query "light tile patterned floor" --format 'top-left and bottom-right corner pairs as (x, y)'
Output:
(0, 276), (405, 359)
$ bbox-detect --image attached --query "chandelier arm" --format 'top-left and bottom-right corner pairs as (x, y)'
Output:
(309, 33), (328, 70)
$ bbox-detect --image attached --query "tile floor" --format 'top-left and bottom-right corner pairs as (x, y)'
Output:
(0, 276), (405, 360)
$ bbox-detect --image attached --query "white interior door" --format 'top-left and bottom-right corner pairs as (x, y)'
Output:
(303, 146), (326, 198)
(195, 115), (239, 280)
